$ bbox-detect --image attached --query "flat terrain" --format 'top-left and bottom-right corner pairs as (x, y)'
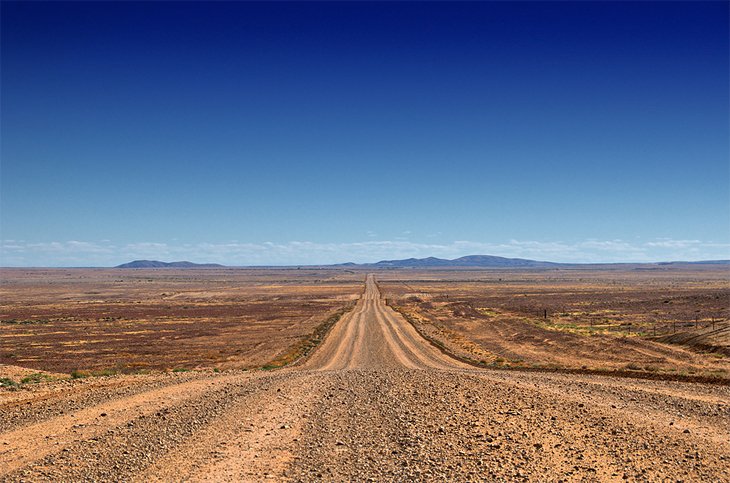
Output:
(377, 267), (730, 377)
(0, 268), (361, 374)
(1, 272), (729, 481)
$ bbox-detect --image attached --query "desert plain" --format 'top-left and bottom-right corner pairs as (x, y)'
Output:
(1, 265), (729, 481)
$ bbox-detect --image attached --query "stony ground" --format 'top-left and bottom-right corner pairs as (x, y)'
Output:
(1, 275), (728, 481)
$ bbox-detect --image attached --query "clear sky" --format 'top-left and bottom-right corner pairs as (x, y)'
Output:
(1, 1), (729, 266)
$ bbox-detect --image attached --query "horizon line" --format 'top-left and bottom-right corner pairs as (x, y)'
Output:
(3, 257), (730, 270)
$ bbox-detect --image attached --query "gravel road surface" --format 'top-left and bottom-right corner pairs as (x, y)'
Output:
(1, 275), (728, 481)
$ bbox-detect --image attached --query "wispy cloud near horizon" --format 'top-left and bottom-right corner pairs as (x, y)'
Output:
(1, 238), (728, 267)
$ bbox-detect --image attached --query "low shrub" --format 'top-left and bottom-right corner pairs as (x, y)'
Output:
(0, 377), (18, 388)
(21, 373), (52, 384)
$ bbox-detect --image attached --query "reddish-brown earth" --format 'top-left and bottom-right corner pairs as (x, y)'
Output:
(1, 270), (728, 481)
(377, 267), (730, 377)
(0, 268), (361, 373)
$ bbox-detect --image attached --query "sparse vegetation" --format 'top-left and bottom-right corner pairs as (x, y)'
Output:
(379, 268), (729, 378)
(0, 377), (19, 388)
(1, 269), (728, 483)
(0, 268), (363, 373)
(261, 303), (356, 370)
(20, 373), (53, 384)
(1, 318), (51, 325)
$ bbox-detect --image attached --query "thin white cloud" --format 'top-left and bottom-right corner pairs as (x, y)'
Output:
(0, 238), (728, 267)
(644, 239), (702, 248)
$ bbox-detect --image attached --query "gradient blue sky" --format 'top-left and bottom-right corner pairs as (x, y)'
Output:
(2, 1), (729, 266)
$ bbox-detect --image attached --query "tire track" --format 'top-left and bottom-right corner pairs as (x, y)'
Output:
(2, 274), (728, 482)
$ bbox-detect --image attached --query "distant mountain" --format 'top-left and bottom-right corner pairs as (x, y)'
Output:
(115, 260), (225, 268)
(115, 257), (730, 269)
(370, 257), (453, 268)
(451, 255), (559, 267)
(360, 255), (560, 268)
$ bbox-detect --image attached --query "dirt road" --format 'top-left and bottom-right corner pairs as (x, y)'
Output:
(2, 275), (728, 481)
(302, 275), (468, 371)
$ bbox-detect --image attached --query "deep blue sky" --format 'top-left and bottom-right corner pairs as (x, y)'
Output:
(2, 1), (729, 266)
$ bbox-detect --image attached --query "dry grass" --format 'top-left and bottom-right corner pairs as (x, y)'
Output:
(262, 302), (356, 369)
(0, 268), (362, 374)
(378, 266), (730, 377)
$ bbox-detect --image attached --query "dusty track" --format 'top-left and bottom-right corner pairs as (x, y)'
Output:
(2, 275), (729, 481)
(302, 275), (468, 371)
